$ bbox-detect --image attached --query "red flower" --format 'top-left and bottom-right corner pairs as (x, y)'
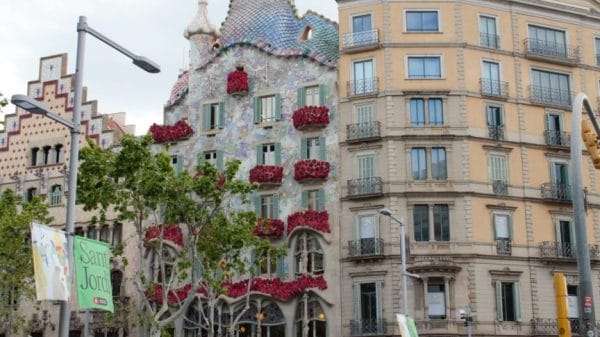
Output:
(144, 225), (184, 247)
(292, 106), (330, 129)
(227, 70), (249, 94)
(225, 275), (327, 300)
(249, 165), (284, 184)
(149, 120), (193, 143)
(287, 210), (330, 235)
(253, 218), (284, 239)
(294, 159), (330, 181)
(145, 283), (192, 304)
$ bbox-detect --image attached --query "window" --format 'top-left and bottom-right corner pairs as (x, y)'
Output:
(551, 162), (570, 200)
(204, 151), (217, 166)
(556, 219), (574, 258)
(406, 10), (439, 32)
(295, 233), (324, 277)
(26, 187), (37, 202)
(493, 213), (512, 255)
(202, 102), (224, 131)
(198, 150), (224, 171)
(495, 281), (521, 321)
(357, 214), (379, 255)
(111, 270), (123, 297)
(482, 61), (502, 96)
(487, 105), (504, 139)
(546, 113), (565, 145)
(50, 185), (62, 206)
(408, 56), (441, 79)
(303, 189), (325, 211)
(171, 155), (183, 173)
(301, 137), (326, 160)
(431, 148), (447, 180)
(356, 104), (373, 124)
(257, 143), (281, 166)
(305, 85), (320, 106)
(531, 69), (571, 106)
(490, 154), (507, 183)
(348, 14), (376, 47)
(353, 14), (372, 33)
(479, 15), (498, 48)
(410, 98), (443, 126)
(257, 250), (278, 276)
(528, 25), (567, 58)
(260, 194), (276, 219)
(413, 204), (450, 242)
(353, 60), (375, 95)
(253, 94), (281, 124)
(353, 282), (383, 334)
(567, 285), (579, 318)
(411, 148), (427, 180)
(99, 225), (110, 243)
(427, 279), (446, 319)
(42, 146), (51, 165)
(112, 223), (123, 246)
(31, 147), (39, 166)
(596, 37), (600, 66)
(54, 144), (63, 164)
(295, 296), (326, 337)
(88, 227), (99, 240)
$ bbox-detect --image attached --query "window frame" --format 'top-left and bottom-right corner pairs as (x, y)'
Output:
(50, 184), (62, 206)
(495, 281), (521, 322)
(478, 14), (500, 49)
(427, 278), (447, 319)
(406, 56), (443, 79)
(410, 202), (452, 242)
(404, 9), (441, 33)
(350, 12), (373, 33)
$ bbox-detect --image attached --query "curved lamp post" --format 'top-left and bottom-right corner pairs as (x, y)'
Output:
(12, 15), (159, 337)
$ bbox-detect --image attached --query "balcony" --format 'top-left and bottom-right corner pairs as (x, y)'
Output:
(347, 78), (379, 98)
(347, 177), (384, 199)
(480, 78), (509, 99)
(347, 121), (381, 143)
(492, 180), (508, 195)
(531, 318), (593, 336)
(350, 319), (387, 336)
(545, 130), (570, 147)
(523, 38), (579, 65)
(348, 238), (385, 259)
(539, 241), (600, 260)
(496, 238), (512, 255)
(480, 33), (500, 49)
(530, 85), (572, 107)
(540, 183), (571, 201)
(342, 29), (380, 53)
(488, 125), (504, 140)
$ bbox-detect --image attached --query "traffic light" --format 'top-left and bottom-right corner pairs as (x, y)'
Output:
(582, 120), (600, 169)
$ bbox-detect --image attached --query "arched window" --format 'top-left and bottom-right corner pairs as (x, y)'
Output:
(294, 233), (324, 277)
(50, 185), (62, 206)
(295, 296), (326, 337)
(300, 25), (313, 41)
(54, 144), (63, 164)
(42, 146), (51, 165)
(26, 187), (37, 202)
(31, 147), (39, 166)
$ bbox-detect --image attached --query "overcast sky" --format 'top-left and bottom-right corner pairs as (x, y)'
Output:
(0, 0), (338, 135)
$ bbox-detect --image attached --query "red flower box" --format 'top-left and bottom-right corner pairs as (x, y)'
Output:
(145, 284), (191, 304)
(249, 165), (283, 184)
(227, 69), (249, 95)
(294, 159), (330, 181)
(149, 120), (193, 143)
(292, 106), (329, 130)
(253, 218), (284, 239)
(287, 210), (330, 235)
(225, 275), (327, 300)
(144, 225), (184, 247)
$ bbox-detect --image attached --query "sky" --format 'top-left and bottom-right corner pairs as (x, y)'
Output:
(0, 0), (338, 135)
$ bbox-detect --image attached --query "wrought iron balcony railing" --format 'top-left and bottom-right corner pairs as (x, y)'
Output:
(480, 78), (509, 98)
(347, 78), (379, 97)
(492, 180), (508, 195)
(496, 238), (512, 255)
(488, 124), (504, 140)
(544, 130), (570, 147)
(347, 177), (384, 198)
(539, 241), (575, 258)
(540, 183), (571, 201)
(530, 85), (572, 107)
(350, 319), (387, 336)
(531, 318), (598, 336)
(347, 121), (381, 142)
(523, 38), (579, 64)
(342, 29), (380, 51)
(480, 33), (500, 49)
(348, 238), (384, 258)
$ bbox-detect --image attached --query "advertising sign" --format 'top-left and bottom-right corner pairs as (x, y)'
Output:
(73, 236), (113, 312)
(31, 223), (70, 301)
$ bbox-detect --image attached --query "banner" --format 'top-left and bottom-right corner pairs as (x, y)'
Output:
(31, 223), (70, 301)
(73, 236), (114, 312)
(396, 314), (419, 337)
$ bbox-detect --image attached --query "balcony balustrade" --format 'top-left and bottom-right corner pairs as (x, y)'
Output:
(492, 180), (508, 195)
(530, 85), (572, 107)
(523, 38), (579, 65)
(540, 183), (571, 201)
(480, 78), (509, 98)
(348, 238), (384, 258)
(342, 29), (380, 52)
(488, 124), (504, 140)
(347, 121), (381, 143)
(480, 33), (500, 49)
(347, 177), (384, 198)
(544, 130), (570, 147)
(496, 238), (512, 255)
(350, 319), (387, 336)
(347, 78), (379, 98)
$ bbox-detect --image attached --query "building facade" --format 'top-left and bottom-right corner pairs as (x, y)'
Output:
(153, 1), (339, 336)
(337, 0), (600, 336)
(0, 54), (135, 337)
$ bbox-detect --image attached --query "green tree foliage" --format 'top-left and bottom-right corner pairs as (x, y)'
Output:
(77, 135), (278, 337)
(0, 189), (52, 334)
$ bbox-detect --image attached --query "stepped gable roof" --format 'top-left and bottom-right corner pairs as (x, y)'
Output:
(165, 71), (190, 109)
(217, 0), (338, 67)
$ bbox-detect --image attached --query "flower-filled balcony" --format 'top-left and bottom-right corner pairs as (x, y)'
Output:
(226, 275), (327, 300)
(145, 284), (191, 304)
(287, 210), (330, 235)
(294, 159), (330, 182)
(292, 106), (330, 130)
(227, 67), (249, 96)
(144, 224), (184, 247)
(249, 165), (284, 185)
(253, 218), (284, 239)
(149, 120), (193, 144)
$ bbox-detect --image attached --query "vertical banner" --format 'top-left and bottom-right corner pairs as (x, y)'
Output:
(73, 236), (114, 312)
(31, 222), (70, 301)
(397, 314), (419, 337)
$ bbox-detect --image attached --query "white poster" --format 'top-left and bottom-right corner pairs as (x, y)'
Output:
(31, 223), (70, 301)
(427, 292), (446, 316)
(568, 295), (579, 318)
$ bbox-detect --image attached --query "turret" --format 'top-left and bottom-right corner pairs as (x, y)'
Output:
(184, 0), (217, 69)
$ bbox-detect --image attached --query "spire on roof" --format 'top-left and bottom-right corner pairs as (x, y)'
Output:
(184, 0), (216, 39)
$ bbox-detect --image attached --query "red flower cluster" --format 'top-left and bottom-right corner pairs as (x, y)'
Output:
(149, 120), (193, 143)
(225, 275), (327, 300)
(287, 210), (330, 235)
(294, 159), (330, 181)
(249, 165), (284, 184)
(145, 284), (192, 304)
(292, 106), (330, 129)
(227, 70), (249, 94)
(253, 218), (284, 239)
(144, 225), (184, 247)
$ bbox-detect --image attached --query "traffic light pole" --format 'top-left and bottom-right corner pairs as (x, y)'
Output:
(572, 93), (597, 337)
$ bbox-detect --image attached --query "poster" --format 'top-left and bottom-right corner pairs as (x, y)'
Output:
(31, 223), (70, 301)
(397, 314), (419, 337)
(73, 236), (114, 312)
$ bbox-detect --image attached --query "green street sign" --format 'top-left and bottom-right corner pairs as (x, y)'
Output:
(73, 236), (114, 312)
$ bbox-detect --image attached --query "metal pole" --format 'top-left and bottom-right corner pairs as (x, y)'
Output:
(400, 219), (408, 316)
(57, 15), (85, 337)
(571, 93), (596, 337)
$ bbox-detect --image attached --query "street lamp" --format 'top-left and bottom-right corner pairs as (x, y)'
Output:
(379, 208), (420, 316)
(11, 15), (159, 337)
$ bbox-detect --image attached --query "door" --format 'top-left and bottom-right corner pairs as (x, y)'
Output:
(356, 105), (373, 138)
(358, 214), (378, 255)
(353, 60), (374, 94)
(556, 220), (574, 257)
(546, 114), (562, 145)
(552, 162), (569, 200)
(358, 155), (375, 194)
(479, 16), (498, 48)
(352, 14), (372, 46)
(482, 61), (501, 95)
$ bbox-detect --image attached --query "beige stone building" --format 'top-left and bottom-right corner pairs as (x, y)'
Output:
(0, 54), (135, 337)
(337, 1), (600, 336)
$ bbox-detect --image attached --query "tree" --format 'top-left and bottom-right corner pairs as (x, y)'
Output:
(77, 135), (277, 337)
(0, 92), (7, 112)
(0, 190), (52, 335)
